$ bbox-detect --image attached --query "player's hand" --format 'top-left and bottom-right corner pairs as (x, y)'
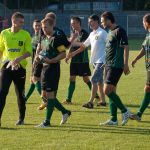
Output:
(34, 56), (40, 63)
(65, 54), (71, 63)
(124, 64), (130, 75)
(71, 32), (79, 40)
(44, 57), (57, 64)
(131, 59), (137, 68)
(11, 57), (21, 66)
(33, 56), (40, 68)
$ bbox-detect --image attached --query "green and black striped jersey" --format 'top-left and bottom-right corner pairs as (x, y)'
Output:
(142, 32), (150, 70)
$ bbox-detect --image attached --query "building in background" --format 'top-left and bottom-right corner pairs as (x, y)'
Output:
(0, 0), (149, 37)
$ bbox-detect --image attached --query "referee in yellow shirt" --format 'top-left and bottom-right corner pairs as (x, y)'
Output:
(0, 12), (32, 127)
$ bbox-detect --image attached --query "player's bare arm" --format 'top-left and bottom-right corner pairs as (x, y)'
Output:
(44, 51), (66, 64)
(124, 45), (130, 75)
(70, 44), (86, 58)
(131, 47), (145, 68)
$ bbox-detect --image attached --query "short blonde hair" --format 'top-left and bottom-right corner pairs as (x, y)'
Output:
(41, 17), (54, 26)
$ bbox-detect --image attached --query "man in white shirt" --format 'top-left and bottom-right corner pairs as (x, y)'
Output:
(66, 14), (107, 108)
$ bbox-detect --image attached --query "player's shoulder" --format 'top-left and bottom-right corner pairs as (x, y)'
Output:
(0, 28), (10, 35)
(98, 27), (107, 34)
(20, 29), (31, 36)
(54, 27), (65, 36)
(116, 26), (126, 34)
(81, 29), (88, 34)
(53, 34), (63, 42)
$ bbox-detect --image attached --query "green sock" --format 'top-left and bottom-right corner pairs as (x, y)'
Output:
(46, 99), (55, 122)
(35, 81), (41, 95)
(25, 83), (35, 101)
(86, 81), (92, 90)
(109, 98), (117, 122)
(54, 91), (58, 97)
(66, 81), (75, 102)
(108, 92), (127, 113)
(54, 98), (68, 114)
(137, 92), (150, 117)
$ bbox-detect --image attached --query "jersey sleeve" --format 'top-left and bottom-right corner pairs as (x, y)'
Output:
(54, 28), (71, 47)
(61, 32), (70, 48)
(117, 28), (128, 46)
(54, 37), (66, 53)
(0, 33), (5, 52)
(81, 30), (89, 42)
(24, 33), (32, 54)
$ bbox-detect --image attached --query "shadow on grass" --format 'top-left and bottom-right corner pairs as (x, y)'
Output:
(31, 122), (150, 136)
(126, 104), (140, 108)
(71, 110), (109, 114)
(26, 102), (39, 105)
(0, 127), (18, 130)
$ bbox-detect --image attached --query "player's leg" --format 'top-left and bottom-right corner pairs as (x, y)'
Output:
(83, 75), (99, 99)
(25, 76), (35, 101)
(13, 67), (26, 125)
(32, 63), (43, 96)
(32, 76), (41, 95)
(64, 63), (77, 104)
(63, 63), (76, 104)
(0, 65), (12, 126)
(130, 71), (150, 121)
(36, 91), (55, 127)
(82, 63), (104, 108)
(51, 64), (71, 124)
(36, 64), (71, 127)
(83, 76), (92, 90)
(97, 83), (106, 106)
(102, 67), (130, 126)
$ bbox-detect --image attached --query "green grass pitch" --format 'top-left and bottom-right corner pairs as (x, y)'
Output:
(0, 38), (150, 150)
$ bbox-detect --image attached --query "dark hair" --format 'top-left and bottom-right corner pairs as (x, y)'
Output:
(33, 19), (41, 23)
(71, 16), (81, 25)
(101, 11), (115, 23)
(143, 13), (150, 24)
(11, 12), (24, 19)
(88, 14), (100, 24)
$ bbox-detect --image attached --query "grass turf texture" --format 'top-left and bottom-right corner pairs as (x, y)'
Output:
(0, 38), (149, 150)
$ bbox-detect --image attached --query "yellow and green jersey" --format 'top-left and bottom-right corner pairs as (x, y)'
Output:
(0, 28), (32, 69)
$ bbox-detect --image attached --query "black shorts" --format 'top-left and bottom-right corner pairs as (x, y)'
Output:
(146, 71), (150, 86)
(104, 66), (123, 86)
(32, 63), (43, 78)
(70, 63), (91, 76)
(41, 63), (60, 92)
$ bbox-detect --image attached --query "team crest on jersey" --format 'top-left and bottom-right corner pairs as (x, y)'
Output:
(18, 41), (23, 46)
(95, 35), (99, 40)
